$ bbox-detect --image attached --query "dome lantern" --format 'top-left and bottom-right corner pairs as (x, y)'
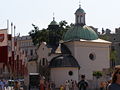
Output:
(75, 4), (86, 26)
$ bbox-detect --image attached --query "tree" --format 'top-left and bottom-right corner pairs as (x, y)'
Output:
(93, 71), (102, 79)
(100, 34), (117, 67)
(29, 24), (49, 46)
(110, 49), (117, 67)
(29, 20), (71, 46)
(99, 34), (109, 40)
(93, 71), (103, 89)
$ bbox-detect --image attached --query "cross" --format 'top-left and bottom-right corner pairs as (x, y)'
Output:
(79, 0), (81, 8)
(53, 12), (55, 20)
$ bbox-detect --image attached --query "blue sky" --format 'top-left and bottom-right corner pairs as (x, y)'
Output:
(0, 0), (120, 36)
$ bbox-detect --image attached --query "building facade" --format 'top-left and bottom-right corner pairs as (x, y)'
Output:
(35, 5), (111, 88)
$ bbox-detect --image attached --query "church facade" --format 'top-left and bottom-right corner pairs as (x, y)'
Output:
(36, 5), (111, 88)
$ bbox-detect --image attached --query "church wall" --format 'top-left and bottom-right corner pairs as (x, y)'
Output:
(64, 41), (110, 80)
(74, 41), (110, 80)
(37, 42), (62, 63)
(50, 68), (79, 88)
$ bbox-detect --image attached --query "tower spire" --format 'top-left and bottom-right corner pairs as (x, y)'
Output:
(53, 12), (55, 21)
(79, 0), (81, 8)
(75, 0), (86, 26)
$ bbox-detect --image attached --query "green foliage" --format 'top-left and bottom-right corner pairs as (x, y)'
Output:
(93, 71), (102, 79)
(59, 20), (68, 28)
(110, 50), (117, 61)
(99, 35), (109, 40)
(29, 20), (71, 46)
(29, 24), (49, 46)
(100, 34), (117, 62)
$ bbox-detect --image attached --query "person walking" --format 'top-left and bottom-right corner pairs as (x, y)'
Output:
(77, 75), (88, 90)
(108, 68), (120, 90)
(73, 80), (78, 90)
(60, 85), (64, 90)
(99, 82), (106, 90)
(65, 80), (70, 90)
(40, 79), (45, 90)
(0, 80), (5, 90)
(13, 81), (20, 90)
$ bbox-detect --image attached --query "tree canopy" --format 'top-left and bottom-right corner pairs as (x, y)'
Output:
(29, 20), (73, 46)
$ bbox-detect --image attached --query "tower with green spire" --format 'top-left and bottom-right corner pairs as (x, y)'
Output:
(48, 16), (60, 47)
(75, 3), (86, 26)
(63, 4), (98, 41)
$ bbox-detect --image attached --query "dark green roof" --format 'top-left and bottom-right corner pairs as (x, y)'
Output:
(50, 20), (58, 25)
(75, 7), (85, 13)
(49, 55), (80, 68)
(63, 25), (98, 41)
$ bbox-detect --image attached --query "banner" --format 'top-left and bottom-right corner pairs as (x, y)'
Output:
(0, 46), (8, 64)
(0, 29), (8, 46)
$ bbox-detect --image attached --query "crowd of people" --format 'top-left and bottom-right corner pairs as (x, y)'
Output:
(39, 74), (114, 90)
(59, 68), (120, 90)
(0, 79), (8, 90)
(0, 79), (23, 90)
(108, 68), (120, 90)
(60, 75), (88, 90)
(39, 79), (55, 90)
(1, 68), (120, 90)
(98, 68), (120, 90)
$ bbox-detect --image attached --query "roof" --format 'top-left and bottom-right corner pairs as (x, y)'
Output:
(49, 54), (80, 68)
(80, 38), (111, 44)
(75, 7), (85, 14)
(61, 43), (71, 54)
(50, 20), (58, 25)
(63, 25), (98, 41)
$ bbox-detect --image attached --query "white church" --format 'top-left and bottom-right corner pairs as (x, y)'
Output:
(28, 5), (111, 88)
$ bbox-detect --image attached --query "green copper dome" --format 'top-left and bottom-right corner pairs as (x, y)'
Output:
(50, 20), (58, 25)
(63, 25), (98, 41)
(75, 7), (85, 14)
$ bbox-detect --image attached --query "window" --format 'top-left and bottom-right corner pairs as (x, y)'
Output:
(68, 71), (73, 76)
(89, 53), (96, 60)
(30, 49), (33, 55)
(42, 58), (45, 66)
(25, 50), (28, 56)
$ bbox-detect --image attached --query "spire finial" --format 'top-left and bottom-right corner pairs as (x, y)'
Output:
(79, 0), (81, 8)
(53, 12), (55, 21)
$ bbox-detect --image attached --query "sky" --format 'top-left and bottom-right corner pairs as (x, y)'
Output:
(0, 0), (120, 36)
